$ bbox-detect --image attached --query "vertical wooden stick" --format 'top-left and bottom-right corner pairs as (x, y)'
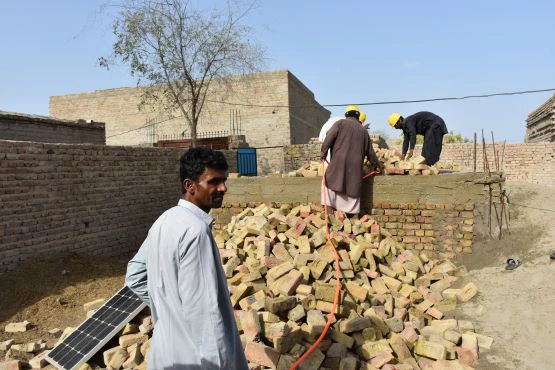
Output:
(491, 131), (499, 173)
(473, 132), (477, 173)
(500, 140), (506, 174)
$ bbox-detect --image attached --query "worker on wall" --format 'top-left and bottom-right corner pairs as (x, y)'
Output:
(319, 111), (369, 162)
(320, 105), (379, 215)
(388, 111), (448, 166)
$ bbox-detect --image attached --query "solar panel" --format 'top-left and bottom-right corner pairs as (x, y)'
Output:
(46, 285), (147, 370)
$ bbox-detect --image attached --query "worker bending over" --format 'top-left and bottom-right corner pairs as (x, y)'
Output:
(320, 105), (379, 215)
(388, 111), (448, 166)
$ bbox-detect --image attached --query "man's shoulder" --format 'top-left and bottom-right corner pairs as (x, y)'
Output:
(151, 206), (208, 234)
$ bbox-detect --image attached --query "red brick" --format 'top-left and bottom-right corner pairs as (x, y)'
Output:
(245, 342), (280, 368)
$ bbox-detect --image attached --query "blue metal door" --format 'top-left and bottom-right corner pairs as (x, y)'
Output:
(237, 148), (257, 176)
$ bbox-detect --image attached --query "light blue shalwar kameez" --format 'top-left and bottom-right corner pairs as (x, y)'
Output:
(126, 199), (248, 370)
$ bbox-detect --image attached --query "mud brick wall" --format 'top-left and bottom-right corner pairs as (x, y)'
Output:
(0, 111), (105, 145)
(0, 141), (237, 272)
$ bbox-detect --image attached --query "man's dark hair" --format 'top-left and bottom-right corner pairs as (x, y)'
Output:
(180, 148), (228, 193)
(345, 110), (360, 119)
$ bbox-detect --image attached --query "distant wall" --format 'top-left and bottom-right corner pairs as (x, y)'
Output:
(0, 141), (237, 272)
(526, 93), (555, 142)
(49, 71), (329, 155)
(288, 73), (330, 145)
(283, 141), (555, 186)
(0, 111), (105, 145)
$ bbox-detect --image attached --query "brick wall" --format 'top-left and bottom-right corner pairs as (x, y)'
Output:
(368, 203), (474, 257)
(283, 141), (555, 186)
(0, 111), (105, 145)
(0, 141), (237, 272)
(283, 143), (320, 172)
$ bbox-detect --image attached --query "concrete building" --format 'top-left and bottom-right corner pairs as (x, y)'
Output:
(526, 93), (555, 142)
(49, 70), (330, 173)
(0, 110), (105, 145)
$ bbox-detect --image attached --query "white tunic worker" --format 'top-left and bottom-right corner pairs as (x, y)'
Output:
(126, 148), (247, 370)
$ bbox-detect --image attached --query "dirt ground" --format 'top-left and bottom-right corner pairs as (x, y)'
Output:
(456, 181), (555, 370)
(0, 253), (126, 346)
(1, 181), (554, 369)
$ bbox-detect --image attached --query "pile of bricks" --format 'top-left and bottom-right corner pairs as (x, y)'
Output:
(290, 141), (441, 177)
(289, 161), (324, 178)
(214, 203), (490, 369)
(375, 150), (439, 176)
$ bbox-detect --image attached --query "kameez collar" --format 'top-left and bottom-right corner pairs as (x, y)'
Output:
(177, 199), (214, 227)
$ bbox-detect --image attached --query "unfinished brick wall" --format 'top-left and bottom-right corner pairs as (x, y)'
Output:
(0, 141), (238, 272)
(211, 201), (474, 260)
(211, 174), (489, 259)
(283, 142), (555, 186)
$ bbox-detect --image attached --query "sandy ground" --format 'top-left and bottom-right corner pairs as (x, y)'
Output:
(457, 181), (555, 370)
(1, 181), (554, 368)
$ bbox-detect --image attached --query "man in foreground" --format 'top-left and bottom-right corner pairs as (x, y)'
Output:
(125, 148), (247, 369)
(320, 105), (379, 215)
(388, 111), (448, 165)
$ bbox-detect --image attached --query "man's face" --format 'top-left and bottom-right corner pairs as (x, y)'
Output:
(183, 167), (228, 212)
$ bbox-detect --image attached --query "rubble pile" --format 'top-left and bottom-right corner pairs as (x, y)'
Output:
(213, 203), (489, 369)
(1, 203), (489, 370)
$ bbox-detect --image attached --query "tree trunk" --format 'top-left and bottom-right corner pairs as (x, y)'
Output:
(190, 119), (197, 148)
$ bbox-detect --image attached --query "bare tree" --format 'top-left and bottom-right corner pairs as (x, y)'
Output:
(99, 0), (265, 146)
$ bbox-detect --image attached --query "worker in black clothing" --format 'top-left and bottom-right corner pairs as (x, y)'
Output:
(388, 111), (448, 166)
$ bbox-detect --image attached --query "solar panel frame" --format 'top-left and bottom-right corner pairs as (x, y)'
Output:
(46, 286), (147, 370)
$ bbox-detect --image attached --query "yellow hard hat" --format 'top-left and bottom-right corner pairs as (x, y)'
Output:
(345, 105), (360, 114)
(388, 113), (401, 127)
(359, 112), (366, 124)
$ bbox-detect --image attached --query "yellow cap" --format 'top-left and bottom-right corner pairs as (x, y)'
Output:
(359, 112), (366, 124)
(388, 113), (401, 127)
(345, 105), (360, 114)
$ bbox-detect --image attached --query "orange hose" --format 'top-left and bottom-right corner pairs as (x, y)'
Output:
(289, 161), (380, 369)
(289, 160), (342, 370)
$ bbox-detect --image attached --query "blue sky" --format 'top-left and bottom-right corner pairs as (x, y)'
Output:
(1, 1), (554, 143)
